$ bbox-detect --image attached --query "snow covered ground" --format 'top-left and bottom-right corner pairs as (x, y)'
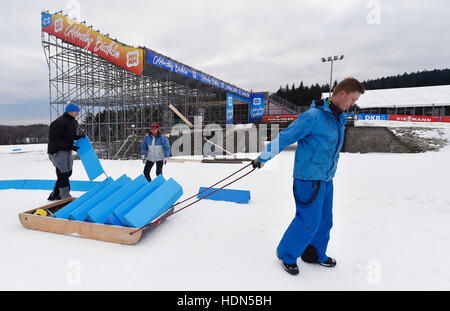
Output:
(1, 126), (450, 291)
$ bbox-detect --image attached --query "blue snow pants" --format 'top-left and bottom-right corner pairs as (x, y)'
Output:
(276, 178), (334, 264)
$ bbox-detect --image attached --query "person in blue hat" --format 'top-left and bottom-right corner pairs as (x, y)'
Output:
(47, 102), (85, 200)
(251, 78), (365, 276)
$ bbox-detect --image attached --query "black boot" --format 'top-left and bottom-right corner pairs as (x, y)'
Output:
(277, 250), (299, 275)
(319, 257), (337, 267)
(301, 245), (336, 267)
(47, 190), (61, 201)
(301, 244), (319, 263)
(281, 262), (299, 275)
(47, 185), (61, 201)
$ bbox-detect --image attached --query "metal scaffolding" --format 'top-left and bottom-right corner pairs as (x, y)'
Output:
(41, 12), (250, 159)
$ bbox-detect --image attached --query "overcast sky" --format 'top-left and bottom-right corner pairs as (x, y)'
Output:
(1, 0), (449, 125)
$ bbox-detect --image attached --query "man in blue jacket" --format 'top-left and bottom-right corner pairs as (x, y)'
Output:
(141, 122), (171, 182)
(252, 78), (365, 275)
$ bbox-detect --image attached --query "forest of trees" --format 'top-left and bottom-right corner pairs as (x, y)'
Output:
(0, 124), (49, 145)
(275, 68), (450, 107)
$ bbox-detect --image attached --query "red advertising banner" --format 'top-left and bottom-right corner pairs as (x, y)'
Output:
(262, 115), (298, 123)
(388, 115), (441, 122)
(442, 116), (450, 123)
(41, 14), (143, 76)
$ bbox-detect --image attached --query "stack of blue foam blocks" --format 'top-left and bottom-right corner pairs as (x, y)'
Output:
(53, 174), (183, 228)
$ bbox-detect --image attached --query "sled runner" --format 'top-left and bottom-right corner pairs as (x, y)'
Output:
(18, 197), (174, 245)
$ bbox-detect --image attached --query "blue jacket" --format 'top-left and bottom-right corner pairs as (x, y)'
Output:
(257, 98), (347, 181)
(141, 134), (171, 162)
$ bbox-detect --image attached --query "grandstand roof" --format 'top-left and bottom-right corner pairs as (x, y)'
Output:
(322, 85), (450, 108)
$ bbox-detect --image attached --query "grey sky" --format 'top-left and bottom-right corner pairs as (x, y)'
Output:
(1, 0), (449, 124)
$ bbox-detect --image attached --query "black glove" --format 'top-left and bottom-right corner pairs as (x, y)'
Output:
(72, 145), (80, 152)
(75, 133), (86, 140)
(251, 158), (263, 169)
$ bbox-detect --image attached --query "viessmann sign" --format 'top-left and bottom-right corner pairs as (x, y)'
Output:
(41, 13), (143, 76)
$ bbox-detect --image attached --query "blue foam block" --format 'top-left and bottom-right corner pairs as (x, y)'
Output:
(70, 180), (103, 191)
(106, 174), (166, 226)
(54, 177), (114, 219)
(53, 177), (114, 219)
(105, 213), (122, 226)
(124, 178), (183, 228)
(197, 187), (250, 204)
(69, 174), (131, 221)
(74, 136), (105, 181)
(86, 174), (148, 224)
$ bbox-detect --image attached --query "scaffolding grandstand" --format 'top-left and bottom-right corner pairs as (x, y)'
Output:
(41, 10), (295, 159)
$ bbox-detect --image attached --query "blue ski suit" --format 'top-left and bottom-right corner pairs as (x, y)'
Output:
(257, 98), (347, 264)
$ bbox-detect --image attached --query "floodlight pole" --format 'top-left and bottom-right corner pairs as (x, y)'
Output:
(329, 60), (334, 98)
(321, 55), (344, 97)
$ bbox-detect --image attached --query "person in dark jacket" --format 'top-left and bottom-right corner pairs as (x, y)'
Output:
(252, 78), (365, 276)
(47, 103), (85, 200)
(141, 122), (171, 182)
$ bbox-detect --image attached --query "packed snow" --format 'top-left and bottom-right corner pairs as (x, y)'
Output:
(1, 125), (450, 291)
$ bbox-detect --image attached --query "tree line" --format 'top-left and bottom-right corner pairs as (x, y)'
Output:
(0, 124), (49, 145)
(275, 68), (450, 107)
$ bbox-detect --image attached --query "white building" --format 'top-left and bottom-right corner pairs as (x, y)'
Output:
(323, 85), (450, 116)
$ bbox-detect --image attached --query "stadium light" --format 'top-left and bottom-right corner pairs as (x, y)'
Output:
(321, 54), (344, 97)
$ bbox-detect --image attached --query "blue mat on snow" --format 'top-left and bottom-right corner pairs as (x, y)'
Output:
(0, 179), (102, 191)
(197, 187), (250, 204)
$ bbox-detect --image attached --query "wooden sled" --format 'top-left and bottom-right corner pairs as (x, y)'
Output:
(18, 197), (173, 245)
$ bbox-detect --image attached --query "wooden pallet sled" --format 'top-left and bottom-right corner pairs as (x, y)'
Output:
(18, 198), (172, 245)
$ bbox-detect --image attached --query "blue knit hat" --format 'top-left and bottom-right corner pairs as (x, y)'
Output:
(65, 103), (80, 113)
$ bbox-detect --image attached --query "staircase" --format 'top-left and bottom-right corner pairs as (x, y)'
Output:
(266, 93), (307, 115)
(113, 134), (143, 160)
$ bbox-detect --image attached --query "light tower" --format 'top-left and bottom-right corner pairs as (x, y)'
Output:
(321, 54), (344, 97)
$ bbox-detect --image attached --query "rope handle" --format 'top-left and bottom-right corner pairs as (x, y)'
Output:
(173, 162), (253, 206)
(130, 163), (255, 235)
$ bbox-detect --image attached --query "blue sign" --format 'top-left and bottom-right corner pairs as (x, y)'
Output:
(226, 93), (234, 124)
(356, 114), (389, 121)
(249, 93), (265, 122)
(146, 49), (250, 98)
(41, 14), (52, 28)
(225, 93), (251, 124)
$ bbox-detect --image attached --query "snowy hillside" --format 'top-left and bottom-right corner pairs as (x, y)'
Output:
(1, 127), (450, 291)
